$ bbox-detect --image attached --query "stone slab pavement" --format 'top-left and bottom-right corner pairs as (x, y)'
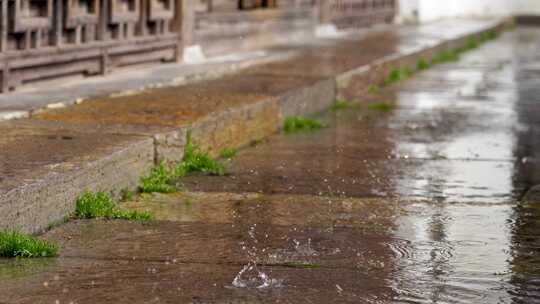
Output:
(0, 19), (509, 233)
(4, 22), (540, 304)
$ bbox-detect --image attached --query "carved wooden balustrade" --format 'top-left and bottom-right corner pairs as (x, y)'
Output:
(0, 0), (396, 92)
(0, 0), (179, 92)
(322, 0), (396, 28)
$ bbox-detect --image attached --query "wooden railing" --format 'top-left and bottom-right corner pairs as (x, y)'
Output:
(0, 0), (180, 92)
(321, 0), (396, 28)
(0, 0), (396, 93)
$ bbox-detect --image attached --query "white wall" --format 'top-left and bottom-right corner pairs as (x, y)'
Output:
(398, 0), (519, 23)
(418, 0), (515, 22)
(397, 0), (419, 23)
(514, 0), (540, 15)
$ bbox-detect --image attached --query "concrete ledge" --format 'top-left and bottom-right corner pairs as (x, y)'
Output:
(190, 97), (281, 157)
(279, 78), (336, 119)
(0, 138), (154, 234)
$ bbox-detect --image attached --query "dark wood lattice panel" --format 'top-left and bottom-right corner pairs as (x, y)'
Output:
(329, 0), (396, 28)
(0, 0), (180, 92)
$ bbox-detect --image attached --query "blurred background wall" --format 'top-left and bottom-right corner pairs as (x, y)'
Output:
(398, 0), (525, 23)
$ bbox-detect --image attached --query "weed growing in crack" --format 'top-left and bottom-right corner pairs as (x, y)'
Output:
(369, 30), (501, 107)
(385, 67), (413, 85)
(432, 50), (460, 64)
(368, 84), (381, 95)
(466, 36), (480, 50)
(330, 99), (354, 111)
(140, 133), (224, 193)
(75, 191), (152, 220)
(220, 148), (238, 159)
(486, 30), (499, 40)
(0, 231), (59, 258)
(284, 116), (324, 134)
(182, 134), (225, 175)
(140, 163), (177, 193)
(417, 58), (431, 71)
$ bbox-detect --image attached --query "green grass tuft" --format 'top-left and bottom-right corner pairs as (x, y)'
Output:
(466, 37), (480, 50)
(487, 30), (498, 40)
(75, 191), (153, 220)
(367, 102), (395, 112)
(140, 134), (224, 193)
(0, 231), (58, 258)
(367, 84), (381, 95)
(182, 134), (225, 175)
(385, 67), (413, 85)
(220, 148), (237, 159)
(433, 50), (460, 64)
(481, 30), (498, 42)
(330, 99), (354, 111)
(110, 209), (153, 221)
(284, 116), (324, 134)
(140, 164), (177, 193)
(284, 262), (321, 269)
(75, 191), (115, 218)
(416, 58), (431, 71)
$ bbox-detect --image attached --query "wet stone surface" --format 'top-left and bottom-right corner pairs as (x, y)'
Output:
(181, 30), (540, 204)
(3, 27), (540, 304)
(0, 119), (148, 193)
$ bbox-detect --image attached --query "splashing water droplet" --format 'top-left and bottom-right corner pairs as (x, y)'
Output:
(231, 263), (283, 289)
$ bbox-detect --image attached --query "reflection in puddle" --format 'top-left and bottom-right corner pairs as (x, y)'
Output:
(393, 204), (514, 303)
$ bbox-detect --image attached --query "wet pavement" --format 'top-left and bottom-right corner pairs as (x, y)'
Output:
(2, 27), (540, 303)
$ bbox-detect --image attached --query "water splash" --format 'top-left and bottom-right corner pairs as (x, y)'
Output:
(231, 263), (283, 289)
(232, 224), (283, 289)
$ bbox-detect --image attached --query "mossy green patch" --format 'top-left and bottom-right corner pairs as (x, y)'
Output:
(385, 67), (413, 85)
(367, 84), (381, 95)
(330, 99), (354, 111)
(220, 148), (238, 159)
(75, 191), (152, 220)
(417, 58), (431, 71)
(0, 231), (59, 258)
(487, 30), (498, 40)
(284, 116), (324, 134)
(466, 37), (480, 50)
(480, 31), (497, 42)
(433, 50), (460, 64)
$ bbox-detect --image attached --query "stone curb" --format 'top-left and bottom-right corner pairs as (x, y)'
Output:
(0, 137), (154, 234)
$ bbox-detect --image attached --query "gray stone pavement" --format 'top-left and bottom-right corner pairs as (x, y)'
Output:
(0, 20), (499, 117)
(2, 25), (540, 304)
(0, 19), (507, 233)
